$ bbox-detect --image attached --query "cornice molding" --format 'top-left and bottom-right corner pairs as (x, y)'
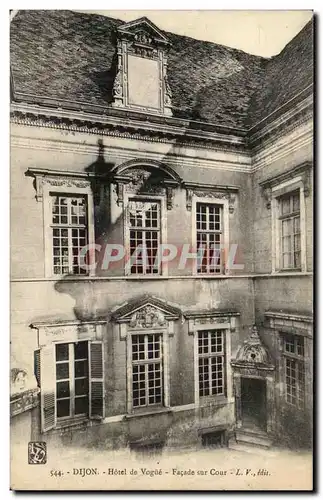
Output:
(249, 94), (313, 151)
(183, 182), (239, 212)
(11, 134), (252, 173)
(252, 120), (313, 172)
(249, 84), (313, 135)
(259, 161), (312, 208)
(10, 86), (313, 161)
(259, 161), (312, 190)
(10, 101), (247, 149)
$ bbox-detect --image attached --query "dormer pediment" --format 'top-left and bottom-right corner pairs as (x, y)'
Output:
(111, 294), (181, 328)
(117, 17), (170, 46)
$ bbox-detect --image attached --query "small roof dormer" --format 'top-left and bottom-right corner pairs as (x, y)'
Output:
(111, 17), (172, 116)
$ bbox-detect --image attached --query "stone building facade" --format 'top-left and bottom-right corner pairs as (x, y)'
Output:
(10, 11), (313, 454)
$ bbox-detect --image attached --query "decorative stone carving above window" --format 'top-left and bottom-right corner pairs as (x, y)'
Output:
(185, 309), (240, 334)
(111, 294), (181, 339)
(111, 17), (173, 116)
(184, 182), (239, 213)
(26, 167), (102, 202)
(259, 161), (312, 209)
(264, 311), (313, 337)
(110, 160), (181, 210)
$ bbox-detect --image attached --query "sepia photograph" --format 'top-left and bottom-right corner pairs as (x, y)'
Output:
(9, 8), (314, 491)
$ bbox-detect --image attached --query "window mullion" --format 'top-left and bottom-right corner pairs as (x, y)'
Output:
(145, 335), (149, 405)
(208, 333), (212, 395)
(69, 343), (75, 418)
(143, 230), (147, 275)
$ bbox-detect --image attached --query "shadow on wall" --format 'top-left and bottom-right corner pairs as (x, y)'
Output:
(54, 80), (246, 321)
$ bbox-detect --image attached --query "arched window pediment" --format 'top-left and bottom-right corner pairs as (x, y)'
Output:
(111, 160), (182, 209)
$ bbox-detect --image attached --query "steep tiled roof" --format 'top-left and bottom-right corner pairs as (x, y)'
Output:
(247, 19), (313, 128)
(10, 10), (313, 130)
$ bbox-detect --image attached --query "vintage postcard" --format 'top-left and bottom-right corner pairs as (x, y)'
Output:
(10, 9), (314, 491)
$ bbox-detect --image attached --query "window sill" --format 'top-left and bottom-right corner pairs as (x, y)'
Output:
(199, 395), (228, 406)
(277, 268), (303, 273)
(55, 416), (89, 431)
(124, 407), (173, 419)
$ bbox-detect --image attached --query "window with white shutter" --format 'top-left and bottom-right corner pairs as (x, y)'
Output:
(35, 340), (104, 432)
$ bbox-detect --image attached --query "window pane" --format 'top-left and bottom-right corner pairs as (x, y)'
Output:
(75, 396), (88, 415)
(75, 360), (87, 377)
(75, 378), (88, 396)
(281, 196), (291, 215)
(283, 253), (291, 268)
(74, 341), (88, 360)
(56, 381), (70, 399)
(292, 193), (300, 212)
(56, 343), (69, 361)
(56, 399), (70, 418)
(282, 219), (291, 237)
(56, 362), (69, 380)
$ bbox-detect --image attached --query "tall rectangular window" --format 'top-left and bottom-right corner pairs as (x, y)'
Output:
(51, 194), (88, 275)
(55, 341), (89, 419)
(128, 200), (161, 275)
(198, 330), (226, 397)
(283, 333), (305, 408)
(196, 203), (222, 274)
(279, 191), (301, 270)
(131, 333), (163, 408)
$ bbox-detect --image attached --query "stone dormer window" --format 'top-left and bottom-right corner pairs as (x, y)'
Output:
(112, 17), (172, 116)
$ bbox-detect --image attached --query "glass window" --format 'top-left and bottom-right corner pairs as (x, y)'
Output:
(198, 330), (226, 397)
(55, 341), (89, 418)
(128, 200), (161, 275)
(196, 203), (222, 274)
(279, 191), (301, 270)
(283, 334), (305, 409)
(51, 195), (88, 275)
(131, 333), (163, 408)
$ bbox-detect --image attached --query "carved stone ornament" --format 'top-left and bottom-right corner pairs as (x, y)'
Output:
(116, 181), (127, 207)
(31, 173), (91, 202)
(114, 168), (176, 209)
(113, 68), (123, 98)
(302, 170), (311, 197)
(164, 75), (172, 107)
(10, 367), (40, 417)
(262, 187), (272, 209)
(186, 188), (237, 212)
(233, 325), (274, 368)
(195, 316), (229, 325)
(166, 185), (174, 210)
(129, 305), (167, 329)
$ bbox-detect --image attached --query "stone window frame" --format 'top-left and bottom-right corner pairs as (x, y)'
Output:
(112, 297), (181, 415)
(271, 179), (306, 273)
(259, 162), (311, 274)
(187, 312), (238, 407)
(26, 168), (96, 278)
(265, 311), (313, 411)
(119, 318), (173, 415)
(30, 320), (106, 432)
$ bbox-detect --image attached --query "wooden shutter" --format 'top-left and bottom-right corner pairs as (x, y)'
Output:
(40, 345), (56, 432)
(88, 341), (104, 419)
(34, 349), (41, 387)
